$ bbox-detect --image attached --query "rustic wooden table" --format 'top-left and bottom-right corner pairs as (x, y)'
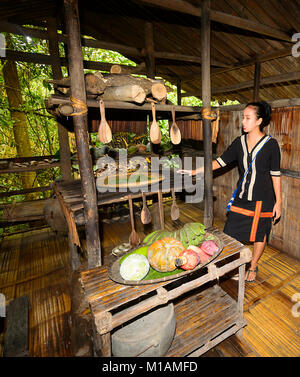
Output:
(53, 171), (200, 269)
(80, 227), (252, 357)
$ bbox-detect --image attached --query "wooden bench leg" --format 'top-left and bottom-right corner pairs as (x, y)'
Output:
(100, 333), (111, 357)
(238, 263), (246, 316)
(157, 190), (164, 229)
(68, 233), (81, 271)
(236, 328), (244, 340)
(91, 318), (111, 357)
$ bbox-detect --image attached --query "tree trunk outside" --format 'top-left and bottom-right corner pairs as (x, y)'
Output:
(2, 56), (38, 200)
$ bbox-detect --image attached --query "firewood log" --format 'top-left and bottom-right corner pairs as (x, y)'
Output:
(110, 62), (146, 75)
(48, 70), (167, 102)
(84, 72), (106, 95)
(103, 74), (167, 101)
(99, 84), (146, 104)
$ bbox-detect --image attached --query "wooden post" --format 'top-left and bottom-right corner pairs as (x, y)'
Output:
(177, 79), (182, 105)
(64, 0), (102, 268)
(145, 22), (157, 155)
(253, 61), (261, 101)
(201, 0), (213, 228)
(144, 22), (155, 79)
(47, 17), (72, 181)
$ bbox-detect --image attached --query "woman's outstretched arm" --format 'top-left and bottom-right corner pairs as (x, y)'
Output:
(177, 160), (221, 176)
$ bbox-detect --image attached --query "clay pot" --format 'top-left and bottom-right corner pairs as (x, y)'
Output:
(111, 303), (176, 357)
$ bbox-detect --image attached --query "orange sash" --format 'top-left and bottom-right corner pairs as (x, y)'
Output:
(230, 201), (273, 242)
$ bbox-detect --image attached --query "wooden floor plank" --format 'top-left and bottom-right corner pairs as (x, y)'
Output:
(243, 303), (300, 357)
(262, 257), (299, 281)
(259, 292), (300, 333)
(210, 333), (258, 357)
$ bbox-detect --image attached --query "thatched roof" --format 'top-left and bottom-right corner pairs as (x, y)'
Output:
(1, 0), (300, 103)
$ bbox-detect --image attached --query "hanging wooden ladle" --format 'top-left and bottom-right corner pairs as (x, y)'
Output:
(140, 192), (151, 224)
(170, 105), (181, 145)
(149, 102), (161, 144)
(128, 194), (141, 247)
(170, 188), (180, 221)
(98, 99), (112, 144)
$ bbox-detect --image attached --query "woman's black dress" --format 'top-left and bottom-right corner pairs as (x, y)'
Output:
(216, 134), (281, 243)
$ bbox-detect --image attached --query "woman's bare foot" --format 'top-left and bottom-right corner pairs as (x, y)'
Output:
(245, 266), (258, 283)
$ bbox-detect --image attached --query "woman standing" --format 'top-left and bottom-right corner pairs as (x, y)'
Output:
(178, 101), (281, 282)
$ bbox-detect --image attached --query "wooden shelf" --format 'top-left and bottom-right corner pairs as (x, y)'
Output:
(45, 95), (203, 121)
(166, 285), (242, 357)
(0, 162), (61, 174)
(0, 156), (61, 174)
(80, 230), (251, 356)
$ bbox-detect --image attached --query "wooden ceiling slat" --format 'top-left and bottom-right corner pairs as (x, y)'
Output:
(228, 0), (279, 29)
(1, 0), (300, 103)
(138, 0), (292, 41)
(259, 0), (298, 32)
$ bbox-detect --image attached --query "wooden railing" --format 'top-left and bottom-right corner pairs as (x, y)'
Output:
(0, 155), (61, 199)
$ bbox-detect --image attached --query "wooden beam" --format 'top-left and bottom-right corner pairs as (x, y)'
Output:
(138, 0), (291, 42)
(280, 169), (300, 180)
(0, 155), (56, 163)
(0, 162), (61, 174)
(0, 185), (51, 199)
(154, 51), (230, 68)
(144, 21), (156, 155)
(2, 49), (174, 80)
(212, 70), (300, 95)
(64, 0), (102, 269)
(139, 0), (201, 17)
(47, 17), (73, 182)
(181, 47), (292, 83)
(46, 94), (202, 114)
(210, 9), (291, 42)
(3, 49), (137, 72)
(0, 21), (141, 57)
(177, 79), (182, 105)
(182, 70), (300, 97)
(0, 21), (229, 69)
(216, 97), (300, 112)
(201, 0), (213, 229)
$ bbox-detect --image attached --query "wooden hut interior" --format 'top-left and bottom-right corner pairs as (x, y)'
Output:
(0, 0), (300, 358)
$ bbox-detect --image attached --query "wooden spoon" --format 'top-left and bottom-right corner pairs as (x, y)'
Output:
(140, 192), (151, 224)
(170, 188), (180, 220)
(128, 194), (141, 247)
(149, 102), (161, 144)
(99, 100), (112, 144)
(170, 105), (181, 145)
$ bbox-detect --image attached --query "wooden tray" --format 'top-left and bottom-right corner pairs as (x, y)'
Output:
(108, 233), (224, 285)
(97, 172), (164, 189)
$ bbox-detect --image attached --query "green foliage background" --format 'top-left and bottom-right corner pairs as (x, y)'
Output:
(0, 31), (238, 211)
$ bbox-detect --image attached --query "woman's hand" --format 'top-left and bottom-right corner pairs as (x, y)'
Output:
(272, 201), (281, 224)
(176, 169), (196, 176)
(177, 166), (204, 176)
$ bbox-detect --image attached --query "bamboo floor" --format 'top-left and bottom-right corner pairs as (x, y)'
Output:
(0, 198), (299, 357)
